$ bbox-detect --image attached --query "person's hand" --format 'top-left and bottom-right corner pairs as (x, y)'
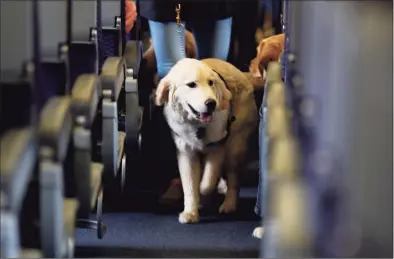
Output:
(125, 0), (137, 33)
(249, 33), (285, 80)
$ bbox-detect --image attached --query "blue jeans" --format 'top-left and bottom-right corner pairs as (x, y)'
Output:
(148, 18), (233, 79)
(255, 92), (268, 218)
(255, 53), (286, 219)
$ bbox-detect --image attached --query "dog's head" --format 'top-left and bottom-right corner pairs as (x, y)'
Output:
(249, 34), (285, 81)
(155, 58), (232, 123)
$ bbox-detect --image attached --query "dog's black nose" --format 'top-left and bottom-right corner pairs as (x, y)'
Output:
(204, 99), (217, 112)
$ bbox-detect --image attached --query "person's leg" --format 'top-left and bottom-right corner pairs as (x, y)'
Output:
(148, 20), (186, 79)
(253, 98), (267, 238)
(271, 0), (283, 35)
(255, 95), (267, 219)
(147, 20), (186, 201)
(189, 17), (233, 60)
(227, 15), (238, 67)
(232, 0), (259, 72)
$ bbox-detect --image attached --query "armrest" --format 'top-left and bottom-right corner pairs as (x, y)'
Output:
(0, 128), (36, 212)
(38, 97), (72, 162)
(71, 74), (100, 128)
(100, 57), (126, 101)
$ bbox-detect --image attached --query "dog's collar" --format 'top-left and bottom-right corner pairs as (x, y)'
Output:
(197, 69), (236, 147)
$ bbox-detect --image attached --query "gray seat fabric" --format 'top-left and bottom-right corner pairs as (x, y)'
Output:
(101, 57), (126, 178)
(0, 128), (36, 213)
(71, 74), (102, 217)
(38, 96), (75, 258)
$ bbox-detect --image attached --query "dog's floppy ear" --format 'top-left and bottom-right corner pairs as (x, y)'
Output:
(155, 77), (170, 106)
(211, 70), (232, 104)
(215, 75), (232, 104)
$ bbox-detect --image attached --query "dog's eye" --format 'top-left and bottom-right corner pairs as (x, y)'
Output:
(186, 82), (197, 88)
(208, 80), (214, 87)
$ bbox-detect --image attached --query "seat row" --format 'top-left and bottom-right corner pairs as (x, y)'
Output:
(0, 0), (142, 257)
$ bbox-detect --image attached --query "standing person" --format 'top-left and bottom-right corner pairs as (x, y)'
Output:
(139, 0), (233, 78)
(228, 0), (260, 72)
(133, 0), (234, 203)
(251, 33), (285, 239)
(271, 0), (283, 35)
(125, 0), (137, 33)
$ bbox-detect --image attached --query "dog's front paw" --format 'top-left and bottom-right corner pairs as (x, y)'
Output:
(219, 198), (237, 214)
(178, 211), (199, 224)
(252, 227), (264, 239)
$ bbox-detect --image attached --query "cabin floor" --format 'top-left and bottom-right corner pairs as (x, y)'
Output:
(75, 187), (260, 258)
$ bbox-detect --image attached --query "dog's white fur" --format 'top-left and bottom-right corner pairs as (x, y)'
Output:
(155, 58), (259, 224)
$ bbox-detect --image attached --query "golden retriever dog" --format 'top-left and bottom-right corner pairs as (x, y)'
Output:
(155, 58), (259, 224)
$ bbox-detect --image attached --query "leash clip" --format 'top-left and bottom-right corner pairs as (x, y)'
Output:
(175, 4), (183, 27)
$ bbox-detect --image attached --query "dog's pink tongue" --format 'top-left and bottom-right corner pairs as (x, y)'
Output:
(200, 114), (213, 122)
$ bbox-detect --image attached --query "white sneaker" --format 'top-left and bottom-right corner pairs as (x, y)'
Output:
(252, 226), (264, 239)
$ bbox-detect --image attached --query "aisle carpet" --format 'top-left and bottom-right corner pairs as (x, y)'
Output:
(75, 188), (261, 258)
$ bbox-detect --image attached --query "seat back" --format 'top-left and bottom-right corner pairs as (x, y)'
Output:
(69, 0), (102, 158)
(101, 0), (122, 69)
(69, 0), (99, 86)
(263, 1), (394, 257)
(38, 0), (69, 108)
(0, 1), (33, 75)
(72, 0), (98, 41)
(0, 0), (41, 257)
